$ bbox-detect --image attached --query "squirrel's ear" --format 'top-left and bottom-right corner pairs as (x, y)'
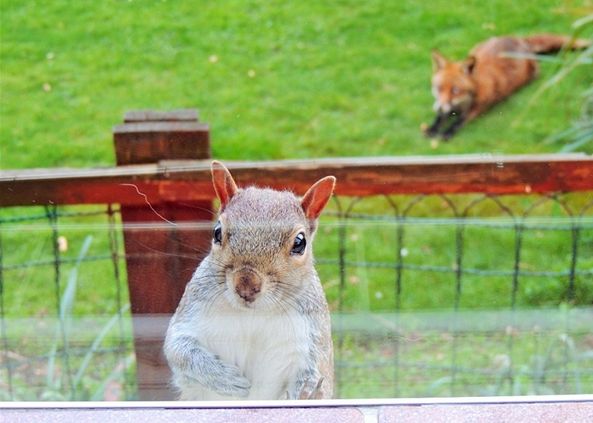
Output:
(301, 176), (336, 220)
(431, 49), (447, 72)
(211, 161), (238, 210)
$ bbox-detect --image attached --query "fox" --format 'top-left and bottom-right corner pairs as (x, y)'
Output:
(423, 34), (591, 140)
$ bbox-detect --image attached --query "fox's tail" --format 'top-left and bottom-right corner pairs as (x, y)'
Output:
(523, 34), (591, 54)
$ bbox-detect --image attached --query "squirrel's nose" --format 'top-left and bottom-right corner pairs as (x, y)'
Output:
(234, 271), (262, 303)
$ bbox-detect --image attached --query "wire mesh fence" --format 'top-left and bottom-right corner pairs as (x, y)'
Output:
(0, 205), (135, 401)
(323, 193), (593, 398)
(0, 191), (592, 400)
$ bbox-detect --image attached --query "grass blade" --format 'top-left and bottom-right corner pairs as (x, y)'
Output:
(72, 304), (130, 392)
(45, 235), (93, 392)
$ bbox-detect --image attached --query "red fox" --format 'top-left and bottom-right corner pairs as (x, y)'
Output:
(424, 34), (590, 140)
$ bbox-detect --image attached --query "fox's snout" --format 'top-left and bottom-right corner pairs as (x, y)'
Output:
(433, 90), (472, 115)
(434, 99), (453, 114)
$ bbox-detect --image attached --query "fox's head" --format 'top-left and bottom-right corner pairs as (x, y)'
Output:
(431, 50), (476, 116)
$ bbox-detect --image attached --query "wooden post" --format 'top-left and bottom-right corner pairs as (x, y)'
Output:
(114, 109), (212, 400)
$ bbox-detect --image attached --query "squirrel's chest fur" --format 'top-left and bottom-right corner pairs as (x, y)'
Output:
(187, 301), (311, 400)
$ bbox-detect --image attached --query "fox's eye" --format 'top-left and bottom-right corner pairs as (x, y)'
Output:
(213, 221), (222, 244)
(291, 232), (306, 255)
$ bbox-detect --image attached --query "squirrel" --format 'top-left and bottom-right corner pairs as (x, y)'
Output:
(164, 161), (335, 400)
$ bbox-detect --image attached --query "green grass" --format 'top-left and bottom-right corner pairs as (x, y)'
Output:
(315, 214), (593, 312)
(334, 317), (593, 398)
(0, 206), (129, 318)
(1, 0), (593, 401)
(1, 0), (592, 169)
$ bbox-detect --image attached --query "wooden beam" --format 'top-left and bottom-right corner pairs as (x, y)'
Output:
(113, 110), (213, 401)
(1, 154), (592, 207)
(113, 115), (210, 165)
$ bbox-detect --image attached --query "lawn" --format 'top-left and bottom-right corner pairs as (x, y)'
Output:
(1, 0), (592, 169)
(1, 0), (592, 401)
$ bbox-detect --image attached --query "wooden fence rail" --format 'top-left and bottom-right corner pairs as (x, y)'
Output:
(2, 154), (593, 207)
(1, 109), (593, 400)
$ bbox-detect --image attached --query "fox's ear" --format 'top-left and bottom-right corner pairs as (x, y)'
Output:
(211, 161), (238, 210)
(463, 55), (476, 74)
(432, 50), (447, 71)
(301, 176), (336, 220)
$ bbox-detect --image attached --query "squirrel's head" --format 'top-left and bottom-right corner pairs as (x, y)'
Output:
(431, 50), (476, 116)
(209, 161), (336, 310)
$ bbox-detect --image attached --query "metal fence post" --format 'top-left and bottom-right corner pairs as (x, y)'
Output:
(113, 109), (212, 400)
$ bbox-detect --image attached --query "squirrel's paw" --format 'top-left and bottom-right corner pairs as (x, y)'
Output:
(287, 374), (324, 400)
(185, 360), (251, 398)
(297, 377), (324, 400)
(213, 362), (251, 397)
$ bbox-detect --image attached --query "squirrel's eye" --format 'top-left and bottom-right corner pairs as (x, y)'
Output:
(213, 221), (222, 244)
(291, 232), (306, 255)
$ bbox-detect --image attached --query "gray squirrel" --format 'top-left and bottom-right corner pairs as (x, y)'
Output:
(164, 161), (335, 400)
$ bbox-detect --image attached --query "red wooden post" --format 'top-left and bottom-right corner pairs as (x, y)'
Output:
(114, 109), (212, 400)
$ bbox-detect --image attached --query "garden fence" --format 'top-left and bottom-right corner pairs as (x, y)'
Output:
(1, 109), (592, 400)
